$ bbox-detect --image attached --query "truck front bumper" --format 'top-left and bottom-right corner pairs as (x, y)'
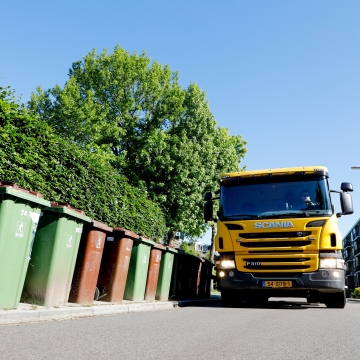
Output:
(217, 268), (345, 295)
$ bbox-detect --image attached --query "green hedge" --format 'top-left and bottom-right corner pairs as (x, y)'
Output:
(0, 87), (166, 239)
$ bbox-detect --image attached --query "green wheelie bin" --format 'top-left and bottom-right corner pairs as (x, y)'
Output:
(156, 246), (177, 301)
(0, 182), (50, 309)
(123, 236), (155, 302)
(169, 251), (180, 300)
(21, 202), (91, 306)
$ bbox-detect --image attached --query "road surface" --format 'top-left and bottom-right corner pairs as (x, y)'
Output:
(0, 298), (358, 359)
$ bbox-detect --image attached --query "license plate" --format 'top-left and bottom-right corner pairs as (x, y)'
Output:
(262, 281), (292, 288)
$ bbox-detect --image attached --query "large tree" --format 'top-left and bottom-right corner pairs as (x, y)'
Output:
(29, 45), (247, 242)
(29, 46), (184, 170)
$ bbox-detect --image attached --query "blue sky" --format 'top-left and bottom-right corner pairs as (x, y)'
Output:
(1, 1), (360, 243)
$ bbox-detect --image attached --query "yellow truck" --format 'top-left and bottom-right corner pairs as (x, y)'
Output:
(204, 166), (353, 308)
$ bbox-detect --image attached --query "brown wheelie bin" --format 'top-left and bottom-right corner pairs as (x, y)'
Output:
(68, 220), (113, 304)
(195, 258), (205, 297)
(96, 228), (138, 302)
(188, 255), (203, 298)
(198, 259), (214, 298)
(144, 243), (166, 301)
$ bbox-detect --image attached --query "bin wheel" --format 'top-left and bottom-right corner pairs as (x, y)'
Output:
(94, 287), (100, 301)
(324, 290), (346, 309)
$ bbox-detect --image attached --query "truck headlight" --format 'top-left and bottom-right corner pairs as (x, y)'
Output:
(319, 258), (345, 269)
(219, 260), (236, 269)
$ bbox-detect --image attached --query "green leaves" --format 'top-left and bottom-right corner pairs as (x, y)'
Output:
(134, 83), (247, 239)
(0, 86), (166, 239)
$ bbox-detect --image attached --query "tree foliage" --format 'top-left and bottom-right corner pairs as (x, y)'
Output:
(29, 45), (248, 241)
(0, 86), (166, 239)
(29, 46), (184, 169)
(179, 241), (202, 257)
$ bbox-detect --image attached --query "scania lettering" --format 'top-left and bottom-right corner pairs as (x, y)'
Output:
(254, 221), (294, 229)
(204, 166), (353, 308)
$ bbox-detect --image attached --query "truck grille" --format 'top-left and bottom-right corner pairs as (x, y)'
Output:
(248, 250), (303, 253)
(237, 230), (315, 251)
(245, 264), (310, 270)
(239, 231), (312, 238)
(250, 272), (302, 278)
(241, 241), (312, 248)
(244, 257), (311, 270)
(243, 257), (310, 262)
(236, 254), (318, 272)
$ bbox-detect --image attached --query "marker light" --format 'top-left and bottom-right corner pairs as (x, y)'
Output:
(306, 220), (326, 227)
(219, 271), (225, 277)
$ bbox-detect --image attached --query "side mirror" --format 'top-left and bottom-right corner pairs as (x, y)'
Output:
(204, 191), (213, 201)
(204, 200), (213, 222)
(340, 192), (354, 215)
(341, 182), (353, 192)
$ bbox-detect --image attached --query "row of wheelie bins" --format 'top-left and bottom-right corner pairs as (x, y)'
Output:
(169, 252), (214, 300)
(0, 181), (181, 309)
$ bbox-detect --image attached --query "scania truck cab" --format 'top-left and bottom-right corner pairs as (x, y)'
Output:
(204, 166), (353, 308)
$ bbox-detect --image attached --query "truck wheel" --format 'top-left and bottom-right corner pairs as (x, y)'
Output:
(324, 290), (346, 309)
(221, 290), (244, 307)
(221, 290), (234, 307)
(248, 295), (269, 305)
(307, 295), (319, 303)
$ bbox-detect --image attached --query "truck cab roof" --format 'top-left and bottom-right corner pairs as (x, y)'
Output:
(220, 166), (329, 179)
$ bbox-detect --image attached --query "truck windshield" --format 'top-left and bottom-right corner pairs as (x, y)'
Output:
(219, 176), (332, 220)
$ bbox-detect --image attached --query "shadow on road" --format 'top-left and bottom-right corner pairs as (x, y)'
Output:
(178, 298), (328, 310)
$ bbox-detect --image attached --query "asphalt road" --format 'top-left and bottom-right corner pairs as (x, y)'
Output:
(0, 298), (359, 360)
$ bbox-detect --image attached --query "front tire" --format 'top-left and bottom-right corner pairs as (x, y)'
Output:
(324, 290), (346, 309)
(221, 290), (245, 307)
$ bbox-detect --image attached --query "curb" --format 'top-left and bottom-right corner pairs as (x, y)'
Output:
(0, 301), (179, 326)
(347, 298), (360, 302)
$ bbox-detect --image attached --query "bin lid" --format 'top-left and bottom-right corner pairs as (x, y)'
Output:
(166, 246), (178, 254)
(45, 202), (91, 222)
(153, 243), (166, 251)
(114, 227), (139, 239)
(204, 259), (215, 266)
(137, 236), (155, 246)
(0, 183), (50, 207)
(90, 220), (113, 232)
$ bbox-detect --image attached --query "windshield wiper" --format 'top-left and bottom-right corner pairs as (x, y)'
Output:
(222, 214), (262, 220)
